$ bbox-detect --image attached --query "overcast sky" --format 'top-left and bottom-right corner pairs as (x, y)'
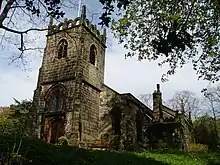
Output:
(0, 0), (212, 106)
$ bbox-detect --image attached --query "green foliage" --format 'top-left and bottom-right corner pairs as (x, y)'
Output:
(188, 143), (208, 153)
(0, 109), (24, 135)
(110, 0), (220, 82)
(193, 115), (220, 151)
(1, 138), (27, 165)
(1, 134), (220, 165)
(57, 136), (69, 146)
(1, 0), (65, 20)
(140, 150), (220, 165)
(0, 99), (32, 136)
(99, 0), (131, 26)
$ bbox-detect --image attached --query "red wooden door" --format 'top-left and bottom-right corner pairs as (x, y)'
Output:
(45, 116), (65, 144)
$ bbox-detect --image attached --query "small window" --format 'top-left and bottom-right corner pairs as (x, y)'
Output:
(58, 39), (68, 59)
(89, 44), (96, 65)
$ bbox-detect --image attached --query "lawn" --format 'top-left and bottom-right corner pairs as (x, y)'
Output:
(136, 150), (220, 165)
(0, 135), (219, 165)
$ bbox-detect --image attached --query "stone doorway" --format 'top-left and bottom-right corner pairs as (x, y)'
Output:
(44, 115), (65, 144)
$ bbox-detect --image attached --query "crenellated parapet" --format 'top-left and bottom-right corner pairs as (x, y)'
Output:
(48, 5), (106, 44)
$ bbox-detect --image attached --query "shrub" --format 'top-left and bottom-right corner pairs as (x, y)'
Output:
(188, 143), (208, 152)
(57, 136), (69, 146)
(0, 99), (32, 136)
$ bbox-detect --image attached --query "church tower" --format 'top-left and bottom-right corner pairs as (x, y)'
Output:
(32, 6), (107, 146)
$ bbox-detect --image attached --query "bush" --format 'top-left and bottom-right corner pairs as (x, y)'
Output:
(0, 135), (220, 165)
(188, 143), (208, 152)
(0, 99), (32, 136)
(57, 136), (69, 146)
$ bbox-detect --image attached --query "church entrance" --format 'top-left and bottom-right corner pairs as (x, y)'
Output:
(43, 115), (65, 144)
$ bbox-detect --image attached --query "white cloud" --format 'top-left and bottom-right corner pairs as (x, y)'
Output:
(0, 42), (43, 106)
(104, 38), (210, 100)
(0, 67), (39, 106)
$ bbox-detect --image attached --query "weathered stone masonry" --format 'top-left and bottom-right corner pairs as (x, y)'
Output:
(32, 6), (107, 146)
(31, 5), (192, 150)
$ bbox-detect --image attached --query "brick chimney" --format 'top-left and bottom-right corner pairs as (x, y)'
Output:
(153, 84), (163, 121)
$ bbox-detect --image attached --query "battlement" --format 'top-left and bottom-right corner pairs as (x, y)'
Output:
(48, 5), (106, 44)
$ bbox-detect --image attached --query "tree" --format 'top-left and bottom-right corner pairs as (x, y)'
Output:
(203, 84), (220, 117)
(138, 93), (153, 109)
(99, 0), (220, 82)
(168, 91), (201, 119)
(202, 85), (220, 140)
(0, 0), (78, 62)
(99, 0), (131, 26)
(0, 99), (32, 136)
(193, 115), (220, 151)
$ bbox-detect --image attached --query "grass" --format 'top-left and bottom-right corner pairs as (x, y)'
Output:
(136, 150), (220, 165)
(0, 135), (220, 165)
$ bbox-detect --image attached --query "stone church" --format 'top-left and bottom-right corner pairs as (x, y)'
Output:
(31, 6), (192, 150)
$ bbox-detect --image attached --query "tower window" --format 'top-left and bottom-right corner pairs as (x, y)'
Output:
(58, 39), (68, 59)
(45, 85), (66, 112)
(89, 44), (96, 65)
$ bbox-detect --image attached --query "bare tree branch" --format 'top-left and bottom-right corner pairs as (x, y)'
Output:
(138, 94), (153, 109)
(168, 91), (201, 119)
(0, 0), (97, 66)
(1, 25), (47, 34)
(0, 0), (15, 24)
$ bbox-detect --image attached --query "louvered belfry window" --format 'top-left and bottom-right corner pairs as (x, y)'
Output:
(89, 44), (96, 65)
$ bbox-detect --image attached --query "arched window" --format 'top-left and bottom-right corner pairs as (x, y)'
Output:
(57, 39), (68, 59)
(45, 86), (66, 112)
(89, 44), (96, 65)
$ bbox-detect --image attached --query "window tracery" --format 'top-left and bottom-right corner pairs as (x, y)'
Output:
(45, 86), (66, 112)
(58, 39), (68, 59)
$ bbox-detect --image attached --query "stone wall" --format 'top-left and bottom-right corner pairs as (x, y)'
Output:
(80, 82), (100, 142)
(81, 27), (105, 90)
(32, 18), (107, 145)
(33, 80), (80, 144)
(99, 86), (152, 150)
(119, 94), (150, 150)
(41, 28), (81, 84)
(99, 85), (120, 142)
